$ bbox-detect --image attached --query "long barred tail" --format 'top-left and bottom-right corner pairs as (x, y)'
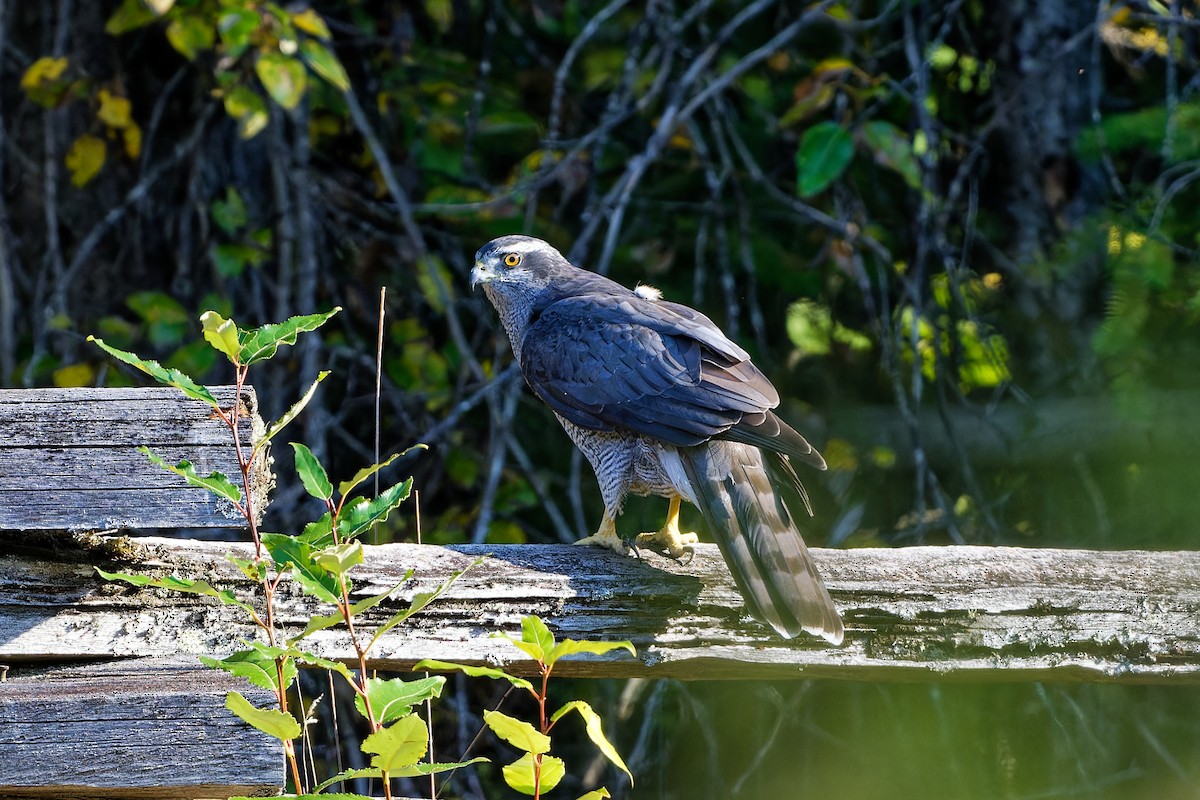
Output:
(679, 441), (844, 644)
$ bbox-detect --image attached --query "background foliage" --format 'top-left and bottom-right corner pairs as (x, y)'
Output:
(5, 0), (1200, 797)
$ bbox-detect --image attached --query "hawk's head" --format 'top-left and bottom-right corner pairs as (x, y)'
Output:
(470, 235), (567, 295)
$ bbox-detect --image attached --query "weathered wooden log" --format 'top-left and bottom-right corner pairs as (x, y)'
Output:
(0, 387), (270, 530)
(0, 660), (281, 799)
(3, 537), (1197, 683)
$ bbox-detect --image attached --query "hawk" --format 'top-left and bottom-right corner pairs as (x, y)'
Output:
(471, 235), (843, 644)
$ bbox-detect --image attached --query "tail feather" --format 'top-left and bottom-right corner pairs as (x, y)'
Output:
(679, 441), (843, 644)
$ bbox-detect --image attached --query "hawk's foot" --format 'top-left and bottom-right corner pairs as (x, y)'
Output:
(574, 515), (631, 555)
(636, 495), (697, 562)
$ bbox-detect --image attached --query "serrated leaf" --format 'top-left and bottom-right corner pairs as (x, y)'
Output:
(96, 568), (252, 613)
(200, 648), (297, 693)
(550, 700), (633, 785)
(300, 39), (349, 91)
(66, 134), (106, 187)
(484, 710), (550, 755)
(140, 447), (242, 505)
(337, 450), (404, 499)
(298, 512), (334, 547)
(503, 752), (564, 796)
(339, 477), (413, 540)
(413, 660), (534, 692)
(796, 120), (854, 197)
(262, 371), (329, 443)
(368, 558), (480, 649)
(199, 310), (241, 363)
(354, 676), (445, 725)
(291, 442), (333, 501)
(361, 714), (428, 770)
(238, 308), (341, 365)
(261, 533), (340, 604)
(256, 51), (307, 110)
(291, 8), (331, 38)
(311, 767), (383, 795)
(88, 336), (218, 405)
(544, 638), (636, 667)
(226, 690), (300, 741)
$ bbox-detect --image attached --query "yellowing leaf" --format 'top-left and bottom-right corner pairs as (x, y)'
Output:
(123, 121), (142, 159)
(291, 8), (331, 38)
(21, 56), (70, 107)
(166, 14), (215, 61)
(53, 363), (95, 387)
(65, 134), (107, 187)
(255, 52), (307, 110)
(223, 86), (269, 139)
(97, 89), (132, 129)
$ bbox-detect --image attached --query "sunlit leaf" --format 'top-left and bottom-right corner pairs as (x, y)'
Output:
(796, 121), (853, 197)
(88, 336), (218, 405)
(339, 477), (413, 540)
(291, 442), (333, 501)
(261, 533), (340, 604)
(96, 568), (252, 613)
(165, 13), (214, 60)
(97, 89), (132, 129)
(544, 638), (636, 667)
(199, 648), (297, 693)
(354, 676), (446, 725)
(577, 790), (611, 800)
(225, 691), (300, 741)
(140, 446), (242, 505)
(361, 714), (428, 770)
(369, 558), (480, 650)
(484, 709), (550, 755)
(200, 310), (241, 363)
(413, 660), (534, 692)
(291, 8), (332, 38)
(238, 308), (341, 365)
(262, 371), (330, 444)
(503, 753), (564, 796)
(550, 700), (633, 785)
(337, 450), (403, 499)
(316, 541), (363, 575)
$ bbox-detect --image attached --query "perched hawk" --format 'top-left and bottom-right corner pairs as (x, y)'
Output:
(471, 235), (843, 644)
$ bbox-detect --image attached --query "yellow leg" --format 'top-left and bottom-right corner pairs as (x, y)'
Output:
(574, 512), (629, 554)
(635, 495), (699, 560)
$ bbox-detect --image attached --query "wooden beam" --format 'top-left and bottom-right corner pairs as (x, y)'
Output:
(0, 387), (269, 530)
(3, 538), (1197, 683)
(0, 660), (282, 799)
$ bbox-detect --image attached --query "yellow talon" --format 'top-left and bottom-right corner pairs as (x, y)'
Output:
(574, 514), (630, 554)
(635, 496), (699, 561)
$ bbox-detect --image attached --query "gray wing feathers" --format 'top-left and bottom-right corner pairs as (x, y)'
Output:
(680, 441), (843, 644)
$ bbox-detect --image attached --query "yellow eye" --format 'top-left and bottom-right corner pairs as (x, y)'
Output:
(503, 253), (521, 267)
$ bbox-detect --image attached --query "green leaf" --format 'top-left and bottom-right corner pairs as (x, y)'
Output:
(298, 512), (334, 547)
(503, 753), (564, 796)
(211, 186), (247, 235)
(199, 648), (297, 693)
(544, 638), (637, 667)
(484, 710), (550, 755)
(65, 134), (106, 187)
(238, 308), (341, 365)
(338, 444), (426, 499)
(218, 8), (260, 50)
(105, 0), (158, 34)
(522, 616), (555, 659)
(225, 690), (301, 741)
(311, 768), (383, 795)
(339, 477), (413, 540)
(88, 336), (218, 405)
(127, 290), (189, 347)
(577, 790), (611, 800)
(354, 676), (446, 725)
(140, 447), (242, 505)
(96, 568), (252, 613)
(368, 558), (481, 650)
(316, 541), (364, 576)
(223, 85), (269, 139)
(261, 533), (340, 604)
(255, 51), (307, 110)
(262, 371), (330, 444)
(413, 660), (534, 692)
(862, 120), (922, 189)
(165, 13), (214, 60)
(361, 714), (428, 770)
(550, 700), (633, 786)
(300, 39), (349, 92)
(291, 442), (333, 501)
(291, 8), (332, 38)
(796, 121), (854, 197)
(293, 576), (407, 642)
(290, 647), (354, 682)
(227, 554), (265, 582)
(200, 310), (241, 363)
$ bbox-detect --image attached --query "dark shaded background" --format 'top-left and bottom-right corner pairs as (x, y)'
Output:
(4, 1), (1199, 797)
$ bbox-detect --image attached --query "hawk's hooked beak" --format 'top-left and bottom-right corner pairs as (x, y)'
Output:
(469, 260), (492, 290)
